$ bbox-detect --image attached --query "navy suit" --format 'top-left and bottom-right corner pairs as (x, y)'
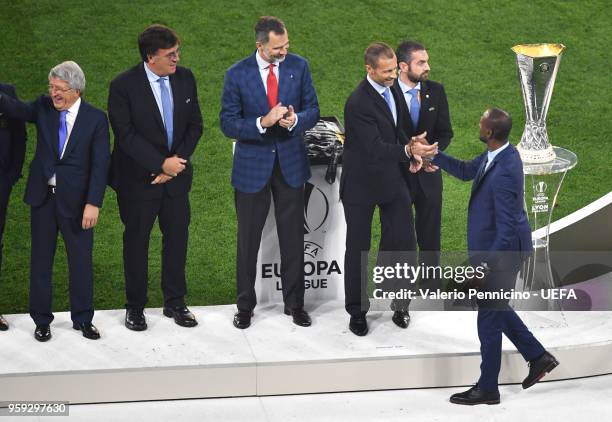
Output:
(220, 52), (319, 310)
(0, 93), (110, 325)
(433, 143), (545, 391)
(0, 84), (26, 285)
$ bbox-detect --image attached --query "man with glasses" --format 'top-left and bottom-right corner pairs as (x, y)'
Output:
(0, 62), (110, 341)
(108, 24), (203, 331)
(0, 83), (27, 331)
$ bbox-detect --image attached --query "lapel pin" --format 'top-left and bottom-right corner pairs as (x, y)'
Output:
(290, 74), (294, 79)
(425, 94), (429, 98)
(186, 98), (191, 103)
(429, 107), (435, 111)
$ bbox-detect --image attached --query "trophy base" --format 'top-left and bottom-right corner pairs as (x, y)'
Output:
(517, 143), (556, 163)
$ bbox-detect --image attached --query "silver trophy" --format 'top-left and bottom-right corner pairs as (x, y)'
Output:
(512, 43), (565, 163)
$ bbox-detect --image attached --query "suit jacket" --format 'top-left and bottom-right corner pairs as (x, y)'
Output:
(340, 78), (411, 205)
(433, 143), (532, 266)
(0, 93), (110, 219)
(108, 63), (203, 200)
(0, 83), (26, 186)
(220, 52), (320, 193)
(392, 79), (453, 198)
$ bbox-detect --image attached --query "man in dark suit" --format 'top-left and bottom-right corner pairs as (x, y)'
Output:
(341, 42), (437, 336)
(220, 16), (319, 329)
(429, 108), (558, 404)
(0, 83), (27, 332)
(392, 41), (453, 295)
(0, 62), (110, 341)
(108, 24), (203, 331)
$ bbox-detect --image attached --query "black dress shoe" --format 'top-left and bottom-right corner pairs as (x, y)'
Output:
(450, 384), (500, 405)
(125, 308), (147, 331)
(73, 322), (101, 340)
(349, 314), (368, 336)
(284, 306), (312, 327)
(163, 306), (198, 327)
(233, 309), (253, 329)
(34, 325), (52, 342)
(0, 314), (8, 331)
(391, 310), (410, 329)
(522, 351), (559, 389)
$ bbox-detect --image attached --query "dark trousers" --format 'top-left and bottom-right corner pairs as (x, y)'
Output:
(343, 185), (416, 317)
(29, 191), (94, 325)
(234, 161), (304, 311)
(407, 175), (442, 289)
(0, 178), (12, 277)
(476, 267), (545, 391)
(118, 193), (190, 309)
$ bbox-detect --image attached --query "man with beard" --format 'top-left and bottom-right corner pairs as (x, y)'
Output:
(392, 41), (453, 319)
(220, 16), (319, 329)
(341, 42), (437, 336)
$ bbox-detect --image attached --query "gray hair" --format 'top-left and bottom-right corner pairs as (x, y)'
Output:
(48, 61), (86, 92)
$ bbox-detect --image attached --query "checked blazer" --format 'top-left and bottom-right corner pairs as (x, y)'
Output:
(220, 52), (319, 193)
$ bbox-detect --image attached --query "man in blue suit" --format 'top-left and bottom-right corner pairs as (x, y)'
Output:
(0, 83), (27, 331)
(429, 108), (558, 404)
(0, 62), (110, 342)
(220, 16), (320, 329)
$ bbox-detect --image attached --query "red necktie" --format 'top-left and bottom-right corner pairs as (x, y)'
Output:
(267, 63), (278, 109)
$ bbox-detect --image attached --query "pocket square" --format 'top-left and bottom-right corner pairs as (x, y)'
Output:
(186, 98), (191, 103)
(428, 106), (435, 111)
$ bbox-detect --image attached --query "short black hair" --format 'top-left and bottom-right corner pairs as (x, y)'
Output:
(255, 16), (286, 43)
(138, 24), (180, 62)
(396, 40), (426, 65)
(364, 42), (395, 68)
(484, 108), (512, 142)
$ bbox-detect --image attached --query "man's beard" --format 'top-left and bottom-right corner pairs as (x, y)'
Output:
(479, 135), (488, 143)
(408, 70), (428, 83)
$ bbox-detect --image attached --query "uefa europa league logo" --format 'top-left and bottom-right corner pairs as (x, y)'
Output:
(512, 43), (565, 163)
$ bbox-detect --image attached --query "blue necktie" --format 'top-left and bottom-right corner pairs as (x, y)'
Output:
(58, 110), (68, 156)
(408, 88), (420, 128)
(382, 87), (396, 124)
(158, 77), (174, 150)
(473, 157), (489, 190)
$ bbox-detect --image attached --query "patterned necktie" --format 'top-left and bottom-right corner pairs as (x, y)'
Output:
(58, 110), (68, 156)
(382, 87), (396, 124)
(158, 77), (174, 150)
(408, 88), (420, 127)
(267, 63), (278, 109)
(474, 157), (489, 189)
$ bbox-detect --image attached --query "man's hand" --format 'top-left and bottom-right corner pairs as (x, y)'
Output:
(151, 173), (174, 184)
(409, 154), (423, 173)
(261, 102), (289, 128)
(410, 131), (438, 158)
(162, 155), (187, 177)
(82, 204), (99, 230)
(423, 161), (440, 173)
(279, 105), (296, 129)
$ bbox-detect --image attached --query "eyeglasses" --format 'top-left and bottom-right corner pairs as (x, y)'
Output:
(161, 49), (180, 60)
(48, 85), (74, 94)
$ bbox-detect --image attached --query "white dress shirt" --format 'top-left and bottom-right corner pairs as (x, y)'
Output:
(144, 62), (174, 126)
(486, 141), (510, 172)
(255, 52), (297, 133)
(397, 78), (421, 112)
(367, 75), (396, 125)
(49, 97), (81, 186)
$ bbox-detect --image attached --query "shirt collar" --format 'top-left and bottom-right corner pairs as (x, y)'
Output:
(366, 75), (388, 95)
(66, 97), (81, 116)
(256, 51), (284, 71)
(487, 141), (510, 163)
(144, 62), (168, 83)
(398, 78), (421, 94)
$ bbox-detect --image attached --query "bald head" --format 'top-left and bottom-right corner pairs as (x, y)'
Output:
(481, 108), (512, 143)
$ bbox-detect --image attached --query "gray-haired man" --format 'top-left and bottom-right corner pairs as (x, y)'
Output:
(0, 61), (111, 342)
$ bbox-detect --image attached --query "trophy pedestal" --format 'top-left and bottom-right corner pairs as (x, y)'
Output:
(514, 146), (577, 328)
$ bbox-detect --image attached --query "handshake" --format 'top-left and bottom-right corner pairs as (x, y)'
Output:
(405, 131), (440, 173)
